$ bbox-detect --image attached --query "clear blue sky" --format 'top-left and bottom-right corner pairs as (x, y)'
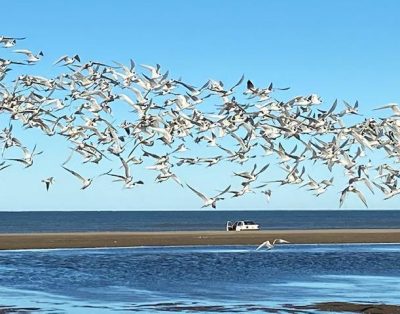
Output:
(1, 0), (399, 210)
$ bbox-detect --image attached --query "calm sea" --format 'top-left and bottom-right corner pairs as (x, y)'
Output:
(0, 210), (399, 233)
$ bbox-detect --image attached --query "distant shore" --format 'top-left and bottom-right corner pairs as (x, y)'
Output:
(0, 229), (400, 250)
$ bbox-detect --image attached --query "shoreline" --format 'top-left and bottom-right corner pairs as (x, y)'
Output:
(1, 229), (400, 250)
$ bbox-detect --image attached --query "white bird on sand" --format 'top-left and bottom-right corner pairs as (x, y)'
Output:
(256, 239), (290, 251)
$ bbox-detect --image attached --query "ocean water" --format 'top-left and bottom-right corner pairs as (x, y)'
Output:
(0, 210), (400, 233)
(0, 244), (400, 313)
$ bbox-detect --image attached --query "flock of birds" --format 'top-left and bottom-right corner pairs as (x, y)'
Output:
(1, 35), (400, 208)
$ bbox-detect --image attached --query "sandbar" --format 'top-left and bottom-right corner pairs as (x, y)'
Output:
(0, 229), (400, 250)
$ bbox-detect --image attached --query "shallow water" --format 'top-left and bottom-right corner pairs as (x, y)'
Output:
(0, 244), (400, 313)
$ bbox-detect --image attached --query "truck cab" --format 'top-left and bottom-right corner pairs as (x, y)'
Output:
(226, 220), (260, 231)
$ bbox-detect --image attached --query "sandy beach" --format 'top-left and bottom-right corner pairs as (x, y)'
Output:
(0, 229), (400, 250)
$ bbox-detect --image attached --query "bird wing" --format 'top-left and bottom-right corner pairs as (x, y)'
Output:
(62, 166), (85, 182)
(53, 55), (68, 65)
(256, 163), (270, 176)
(354, 189), (368, 208)
(140, 64), (156, 73)
(119, 156), (130, 178)
(6, 158), (27, 164)
(254, 183), (268, 189)
(0, 164), (11, 171)
(324, 99), (338, 117)
(373, 104), (394, 110)
(107, 173), (125, 181)
(230, 74), (244, 91)
(119, 93), (136, 106)
(21, 146), (30, 158)
(247, 80), (255, 91)
(256, 241), (268, 251)
(361, 178), (374, 194)
(174, 80), (198, 94)
(250, 163), (257, 175)
(186, 184), (208, 202)
(62, 149), (74, 166)
(215, 185), (231, 197)
(13, 49), (32, 56)
(273, 239), (290, 244)
(339, 188), (348, 208)
(256, 240), (273, 251)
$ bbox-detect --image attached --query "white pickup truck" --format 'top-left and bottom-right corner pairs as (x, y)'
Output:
(226, 220), (260, 231)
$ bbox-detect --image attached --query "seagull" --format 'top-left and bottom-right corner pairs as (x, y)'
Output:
(233, 163), (270, 184)
(261, 189), (272, 202)
(53, 54), (81, 66)
(339, 184), (368, 208)
(6, 145), (42, 168)
(104, 156), (144, 188)
(41, 177), (55, 191)
(256, 239), (290, 251)
(186, 183), (231, 208)
(62, 166), (93, 189)
(13, 49), (44, 63)
(4, 36), (400, 210)
(0, 36), (25, 48)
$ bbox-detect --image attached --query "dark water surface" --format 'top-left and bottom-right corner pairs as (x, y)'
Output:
(0, 210), (400, 233)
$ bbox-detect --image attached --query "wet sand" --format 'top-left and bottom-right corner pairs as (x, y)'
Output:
(0, 229), (400, 250)
(292, 302), (400, 313)
(136, 301), (400, 313)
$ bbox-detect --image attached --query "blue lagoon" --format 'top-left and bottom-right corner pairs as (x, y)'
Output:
(0, 244), (400, 313)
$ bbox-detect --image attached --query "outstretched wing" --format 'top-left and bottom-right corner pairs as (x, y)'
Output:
(354, 189), (368, 208)
(256, 240), (273, 251)
(215, 185), (231, 198)
(186, 184), (208, 202)
(62, 166), (85, 182)
(273, 239), (290, 245)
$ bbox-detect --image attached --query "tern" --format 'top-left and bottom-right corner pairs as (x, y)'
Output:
(2, 34), (400, 209)
(13, 49), (44, 63)
(41, 177), (55, 191)
(186, 184), (231, 208)
(6, 145), (42, 168)
(105, 156), (143, 188)
(339, 184), (368, 208)
(256, 239), (290, 250)
(53, 54), (81, 66)
(62, 166), (93, 189)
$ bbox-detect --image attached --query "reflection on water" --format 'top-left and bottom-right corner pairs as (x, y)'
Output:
(0, 244), (400, 313)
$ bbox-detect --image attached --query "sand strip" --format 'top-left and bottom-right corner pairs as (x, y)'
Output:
(0, 229), (400, 250)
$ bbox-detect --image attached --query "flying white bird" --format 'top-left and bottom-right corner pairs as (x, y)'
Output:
(62, 166), (93, 190)
(41, 177), (55, 191)
(256, 239), (290, 251)
(186, 184), (231, 209)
